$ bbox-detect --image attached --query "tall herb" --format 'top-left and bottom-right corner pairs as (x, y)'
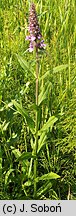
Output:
(26, 2), (46, 197)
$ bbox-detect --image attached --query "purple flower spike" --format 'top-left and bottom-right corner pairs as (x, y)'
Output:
(26, 3), (46, 52)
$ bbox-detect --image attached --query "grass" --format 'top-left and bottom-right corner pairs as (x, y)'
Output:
(0, 0), (76, 199)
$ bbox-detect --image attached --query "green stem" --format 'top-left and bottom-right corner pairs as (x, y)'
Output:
(41, 57), (44, 126)
(34, 47), (39, 198)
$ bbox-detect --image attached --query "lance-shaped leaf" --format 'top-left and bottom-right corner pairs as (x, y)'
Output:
(35, 172), (60, 182)
(37, 132), (47, 153)
(5, 169), (14, 185)
(38, 116), (58, 134)
(16, 152), (36, 162)
(38, 81), (52, 105)
(53, 64), (68, 73)
(16, 54), (35, 77)
(12, 100), (35, 129)
(37, 116), (58, 153)
(16, 54), (31, 73)
(37, 181), (52, 198)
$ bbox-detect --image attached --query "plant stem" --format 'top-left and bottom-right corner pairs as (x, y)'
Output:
(36, 48), (39, 106)
(34, 47), (39, 198)
(41, 56), (44, 126)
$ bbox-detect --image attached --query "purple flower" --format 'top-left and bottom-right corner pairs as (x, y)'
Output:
(39, 40), (46, 48)
(31, 35), (36, 41)
(26, 3), (46, 52)
(26, 35), (31, 40)
(29, 42), (34, 52)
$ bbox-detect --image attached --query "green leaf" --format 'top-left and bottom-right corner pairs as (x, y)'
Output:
(22, 180), (32, 187)
(37, 132), (47, 153)
(12, 100), (35, 129)
(5, 169), (14, 185)
(39, 116), (58, 134)
(16, 54), (35, 77)
(0, 121), (9, 131)
(16, 54), (31, 72)
(38, 81), (52, 105)
(35, 172), (60, 182)
(37, 116), (58, 153)
(11, 147), (21, 158)
(16, 152), (35, 161)
(53, 64), (68, 73)
(39, 71), (49, 81)
(6, 102), (13, 109)
(37, 181), (52, 198)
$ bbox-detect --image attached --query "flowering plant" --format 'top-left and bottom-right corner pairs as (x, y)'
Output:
(26, 3), (46, 52)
